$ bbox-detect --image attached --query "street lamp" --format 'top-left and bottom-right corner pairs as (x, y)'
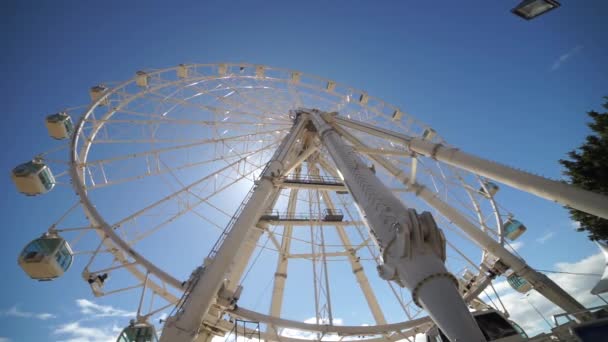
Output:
(512, 0), (561, 20)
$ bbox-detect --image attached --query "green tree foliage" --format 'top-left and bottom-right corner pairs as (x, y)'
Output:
(559, 97), (608, 242)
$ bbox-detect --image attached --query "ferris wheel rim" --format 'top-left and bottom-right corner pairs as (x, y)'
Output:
(64, 62), (504, 337)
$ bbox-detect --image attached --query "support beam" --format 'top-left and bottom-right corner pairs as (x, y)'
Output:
(270, 185), (299, 317)
(160, 115), (310, 342)
(332, 122), (591, 323)
(319, 187), (387, 325)
(305, 109), (486, 342)
(283, 142), (320, 176)
(225, 177), (289, 292)
(333, 115), (608, 220)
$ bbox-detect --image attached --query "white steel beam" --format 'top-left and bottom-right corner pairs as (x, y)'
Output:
(224, 170), (293, 292)
(318, 187), (387, 325)
(270, 184), (300, 317)
(160, 115), (310, 342)
(306, 109), (486, 341)
(333, 115), (608, 220)
(283, 142), (320, 176)
(333, 122), (592, 322)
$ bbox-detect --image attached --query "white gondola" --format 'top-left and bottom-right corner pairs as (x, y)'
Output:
(359, 93), (369, 105)
(177, 64), (189, 78)
(90, 85), (109, 105)
(255, 65), (264, 78)
(392, 109), (402, 121)
(479, 182), (499, 197)
(18, 233), (73, 281)
(11, 159), (55, 195)
(422, 127), (436, 140)
(291, 71), (301, 83)
(45, 112), (73, 139)
(116, 321), (158, 342)
(135, 71), (149, 87)
(503, 219), (527, 241)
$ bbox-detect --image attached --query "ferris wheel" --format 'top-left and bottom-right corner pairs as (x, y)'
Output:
(12, 63), (608, 342)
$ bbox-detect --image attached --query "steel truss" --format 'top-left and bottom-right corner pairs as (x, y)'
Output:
(154, 109), (604, 341)
(30, 63), (606, 342)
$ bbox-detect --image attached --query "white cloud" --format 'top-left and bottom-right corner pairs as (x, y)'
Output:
(1, 305), (56, 320)
(536, 232), (555, 244)
(54, 321), (122, 342)
(486, 252), (605, 337)
(551, 46), (583, 71)
(280, 317), (345, 340)
(0, 337), (11, 342)
(48, 300), (139, 342)
(570, 220), (581, 230)
(76, 299), (135, 318)
(506, 241), (524, 252)
(490, 279), (512, 295)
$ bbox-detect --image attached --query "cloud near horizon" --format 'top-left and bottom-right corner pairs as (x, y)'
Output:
(487, 252), (605, 337)
(1, 305), (56, 320)
(76, 299), (135, 318)
(54, 321), (122, 342)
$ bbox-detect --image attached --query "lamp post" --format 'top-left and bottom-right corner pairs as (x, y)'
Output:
(512, 0), (561, 20)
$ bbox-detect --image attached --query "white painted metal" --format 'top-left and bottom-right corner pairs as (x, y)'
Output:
(331, 122), (592, 323)
(234, 306), (432, 337)
(160, 116), (309, 342)
(24, 62), (602, 341)
(269, 181), (300, 318)
(318, 187), (387, 325)
(306, 109), (486, 341)
(333, 115), (608, 220)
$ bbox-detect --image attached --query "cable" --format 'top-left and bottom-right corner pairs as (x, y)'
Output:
(535, 269), (602, 277)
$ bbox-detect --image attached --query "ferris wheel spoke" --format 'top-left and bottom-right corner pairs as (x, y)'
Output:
(84, 130), (280, 167)
(110, 153), (260, 229)
(82, 131), (283, 189)
(122, 158), (266, 245)
(83, 147), (266, 191)
(149, 84), (289, 124)
(144, 89), (266, 125)
(84, 116), (292, 128)
(113, 148), (272, 244)
(217, 77), (287, 118)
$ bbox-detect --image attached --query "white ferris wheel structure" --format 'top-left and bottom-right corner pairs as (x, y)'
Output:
(11, 63), (608, 342)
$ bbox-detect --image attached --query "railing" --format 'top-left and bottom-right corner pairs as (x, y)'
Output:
(259, 209), (344, 222)
(208, 183), (258, 260)
(225, 319), (261, 342)
(552, 304), (608, 326)
(283, 174), (344, 186)
(171, 183), (259, 317)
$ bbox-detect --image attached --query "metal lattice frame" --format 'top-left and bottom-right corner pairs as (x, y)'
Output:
(21, 63), (605, 340)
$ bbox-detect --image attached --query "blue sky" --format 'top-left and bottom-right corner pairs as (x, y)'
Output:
(1, 1), (608, 341)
